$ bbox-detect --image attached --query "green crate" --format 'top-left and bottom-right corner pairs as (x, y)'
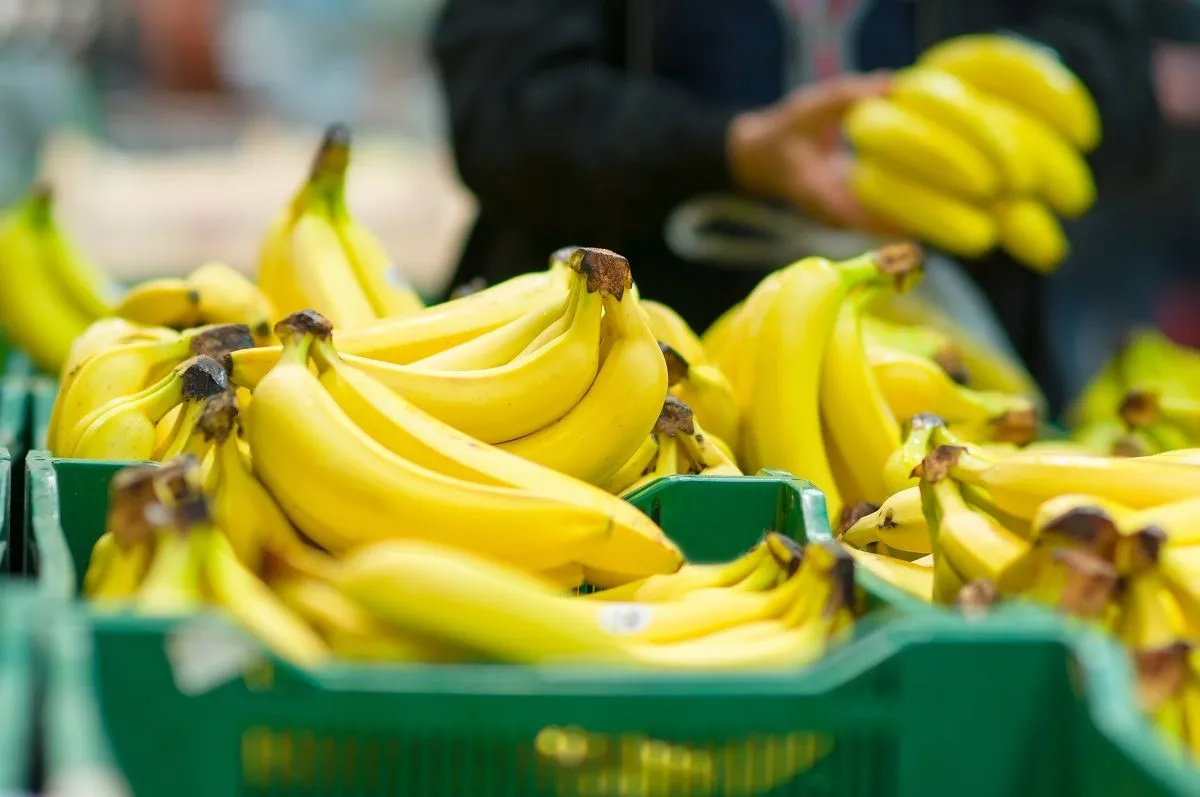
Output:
(0, 449), (9, 573)
(0, 586), (38, 794)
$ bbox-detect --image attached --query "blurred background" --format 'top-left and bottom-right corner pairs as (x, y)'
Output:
(0, 0), (1196, 402)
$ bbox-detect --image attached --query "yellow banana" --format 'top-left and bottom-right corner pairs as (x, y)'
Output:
(256, 199), (309, 320)
(881, 413), (945, 494)
(620, 434), (681, 497)
(660, 343), (741, 455)
(186, 261), (276, 343)
(499, 249), (669, 487)
(289, 208), (377, 330)
(868, 344), (1036, 442)
(70, 356), (227, 460)
(851, 158), (997, 258)
(247, 313), (617, 570)
(61, 318), (179, 382)
(309, 334), (681, 580)
(840, 486), (931, 555)
(820, 286), (902, 504)
(1031, 493), (1129, 555)
(990, 99), (1096, 217)
(889, 66), (1037, 192)
(993, 197), (1069, 274)
(1122, 497), (1200, 547)
(845, 97), (999, 200)
(37, 190), (120, 320)
(919, 34), (1101, 151)
(700, 300), (742, 368)
(0, 186), (94, 372)
(861, 314), (967, 382)
(114, 277), (203, 328)
(584, 540), (772, 603)
(639, 298), (707, 366)
(845, 547), (933, 601)
(745, 244), (923, 522)
(50, 324), (252, 457)
(919, 448), (1034, 594)
(601, 435), (658, 494)
(134, 506), (206, 617)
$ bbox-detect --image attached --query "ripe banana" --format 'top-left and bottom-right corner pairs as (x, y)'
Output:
(187, 262), (276, 343)
(61, 319), (179, 382)
(919, 34), (1101, 152)
(993, 198), (1069, 274)
(307, 333), (682, 581)
(868, 343), (1036, 442)
(840, 486), (930, 555)
(881, 413), (946, 495)
(845, 96), (1000, 201)
(247, 313), (618, 571)
(584, 539), (773, 603)
(845, 547), (933, 601)
(601, 435), (658, 494)
(0, 186), (95, 372)
(660, 343), (740, 455)
(851, 158), (997, 258)
(639, 299), (707, 366)
(134, 504), (206, 617)
(745, 244), (923, 522)
(889, 66), (1037, 193)
(114, 278), (203, 329)
(820, 287), (901, 504)
(71, 356), (227, 461)
(861, 315), (966, 382)
(499, 249), (668, 486)
(50, 324), (252, 457)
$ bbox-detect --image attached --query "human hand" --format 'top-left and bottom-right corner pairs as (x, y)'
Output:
(728, 72), (897, 234)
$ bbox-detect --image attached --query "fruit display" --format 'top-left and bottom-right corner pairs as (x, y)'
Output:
(82, 452), (856, 670)
(845, 34), (1098, 271)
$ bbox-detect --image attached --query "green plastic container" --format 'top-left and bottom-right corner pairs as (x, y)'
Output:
(29, 377), (56, 454)
(0, 449), (10, 573)
(0, 586), (37, 794)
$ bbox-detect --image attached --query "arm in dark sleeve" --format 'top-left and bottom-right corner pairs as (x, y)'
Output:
(431, 0), (737, 242)
(922, 0), (1163, 194)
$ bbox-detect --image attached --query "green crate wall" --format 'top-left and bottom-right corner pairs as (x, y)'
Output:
(0, 586), (38, 794)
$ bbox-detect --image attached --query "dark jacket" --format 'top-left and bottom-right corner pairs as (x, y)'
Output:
(431, 0), (1163, 333)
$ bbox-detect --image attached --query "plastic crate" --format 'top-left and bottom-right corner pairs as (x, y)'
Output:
(29, 378), (56, 454)
(0, 586), (38, 795)
(0, 449), (10, 574)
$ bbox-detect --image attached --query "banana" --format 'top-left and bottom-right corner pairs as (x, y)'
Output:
(889, 66), (1037, 192)
(0, 186), (95, 372)
(861, 315), (967, 382)
(134, 502), (206, 617)
(82, 532), (117, 596)
(289, 209), (377, 330)
(677, 417), (741, 475)
(844, 547), (933, 601)
(660, 343), (741, 453)
(840, 486), (931, 555)
(273, 576), (461, 662)
(1031, 493), (1129, 555)
(700, 300), (742, 367)
(640, 299), (707, 366)
(584, 540), (771, 603)
(601, 435), (658, 494)
(1117, 569), (1189, 652)
(745, 244), (923, 522)
(991, 99), (1096, 217)
(308, 333), (682, 580)
(86, 466), (162, 602)
(247, 313), (617, 570)
(851, 158), (997, 258)
(1122, 390), (1200, 445)
(195, 502), (331, 667)
(722, 270), (785, 422)
(70, 356), (227, 461)
(257, 199), (309, 320)
(413, 285), (570, 370)
(620, 434), (681, 497)
(187, 262), (276, 343)
(820, 286), (902, 504)
(114, 278), (203, 328)
(844, 97), (999, 200)
(312, 265), (600, 444)
(930, 441), (1200, 520)
(1122, 497), (1200, 547)
(1070, 359), (1123, 429)
(919, 34), (1101, 152)
(1144, 449), (1200, 466)
(499, 249), (669, 486)
(50, 324), (252, 457)
(993, 197), (1069, 274)
(536, 562), (588, 592)
(37, 189), (120, 320)
(882, 413), (945, 494)
(868, 344), (1037, 442)
(61, 319), (179, 382)
(919, 447), (1035, 595)
(1020, 547), (1119, 622)
(198, 389), (333, 576)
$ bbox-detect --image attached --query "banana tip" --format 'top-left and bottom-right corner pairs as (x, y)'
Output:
(182, 355), (230, 399)
(276, 310), (333, 341)
(655, 394), (695, 437)
(917, 445), (964, 482)
(838, 502), (879, 535)
(569, 247), (632, 299)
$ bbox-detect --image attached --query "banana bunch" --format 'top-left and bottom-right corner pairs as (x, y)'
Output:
(258, 124), (424, 328)
(1070, 330), (1200, 456)
(114, 261), (277, 345)
(83, 450), (858, 672)
(46, 323), (254, 458)
(0, 185), (121, 372)
(606, 394), (741, 496)
(846, 35), (1100, 272)
(703, 242), (1002, 523)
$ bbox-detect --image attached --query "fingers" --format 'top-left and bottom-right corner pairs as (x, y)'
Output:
(798, 151), (906, 236)
(783, 71), (893, 128)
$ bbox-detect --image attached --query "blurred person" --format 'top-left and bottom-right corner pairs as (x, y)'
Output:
(433, 1), (1174, 412)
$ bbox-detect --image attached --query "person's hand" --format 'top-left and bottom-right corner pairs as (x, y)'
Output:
(728, 72), (896, 234)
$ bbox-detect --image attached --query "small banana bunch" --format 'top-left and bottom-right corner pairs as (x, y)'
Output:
(846, 34), (1100, 272)
(46, 322), (255, 459)
(836, 420), (1200, 606)
(606, 393), (742, 497)
(258, 124), (425, 328)
(1071, 330), (1200, 456)
(0, 185), (121, 372)
(114, 261), (277, 345)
